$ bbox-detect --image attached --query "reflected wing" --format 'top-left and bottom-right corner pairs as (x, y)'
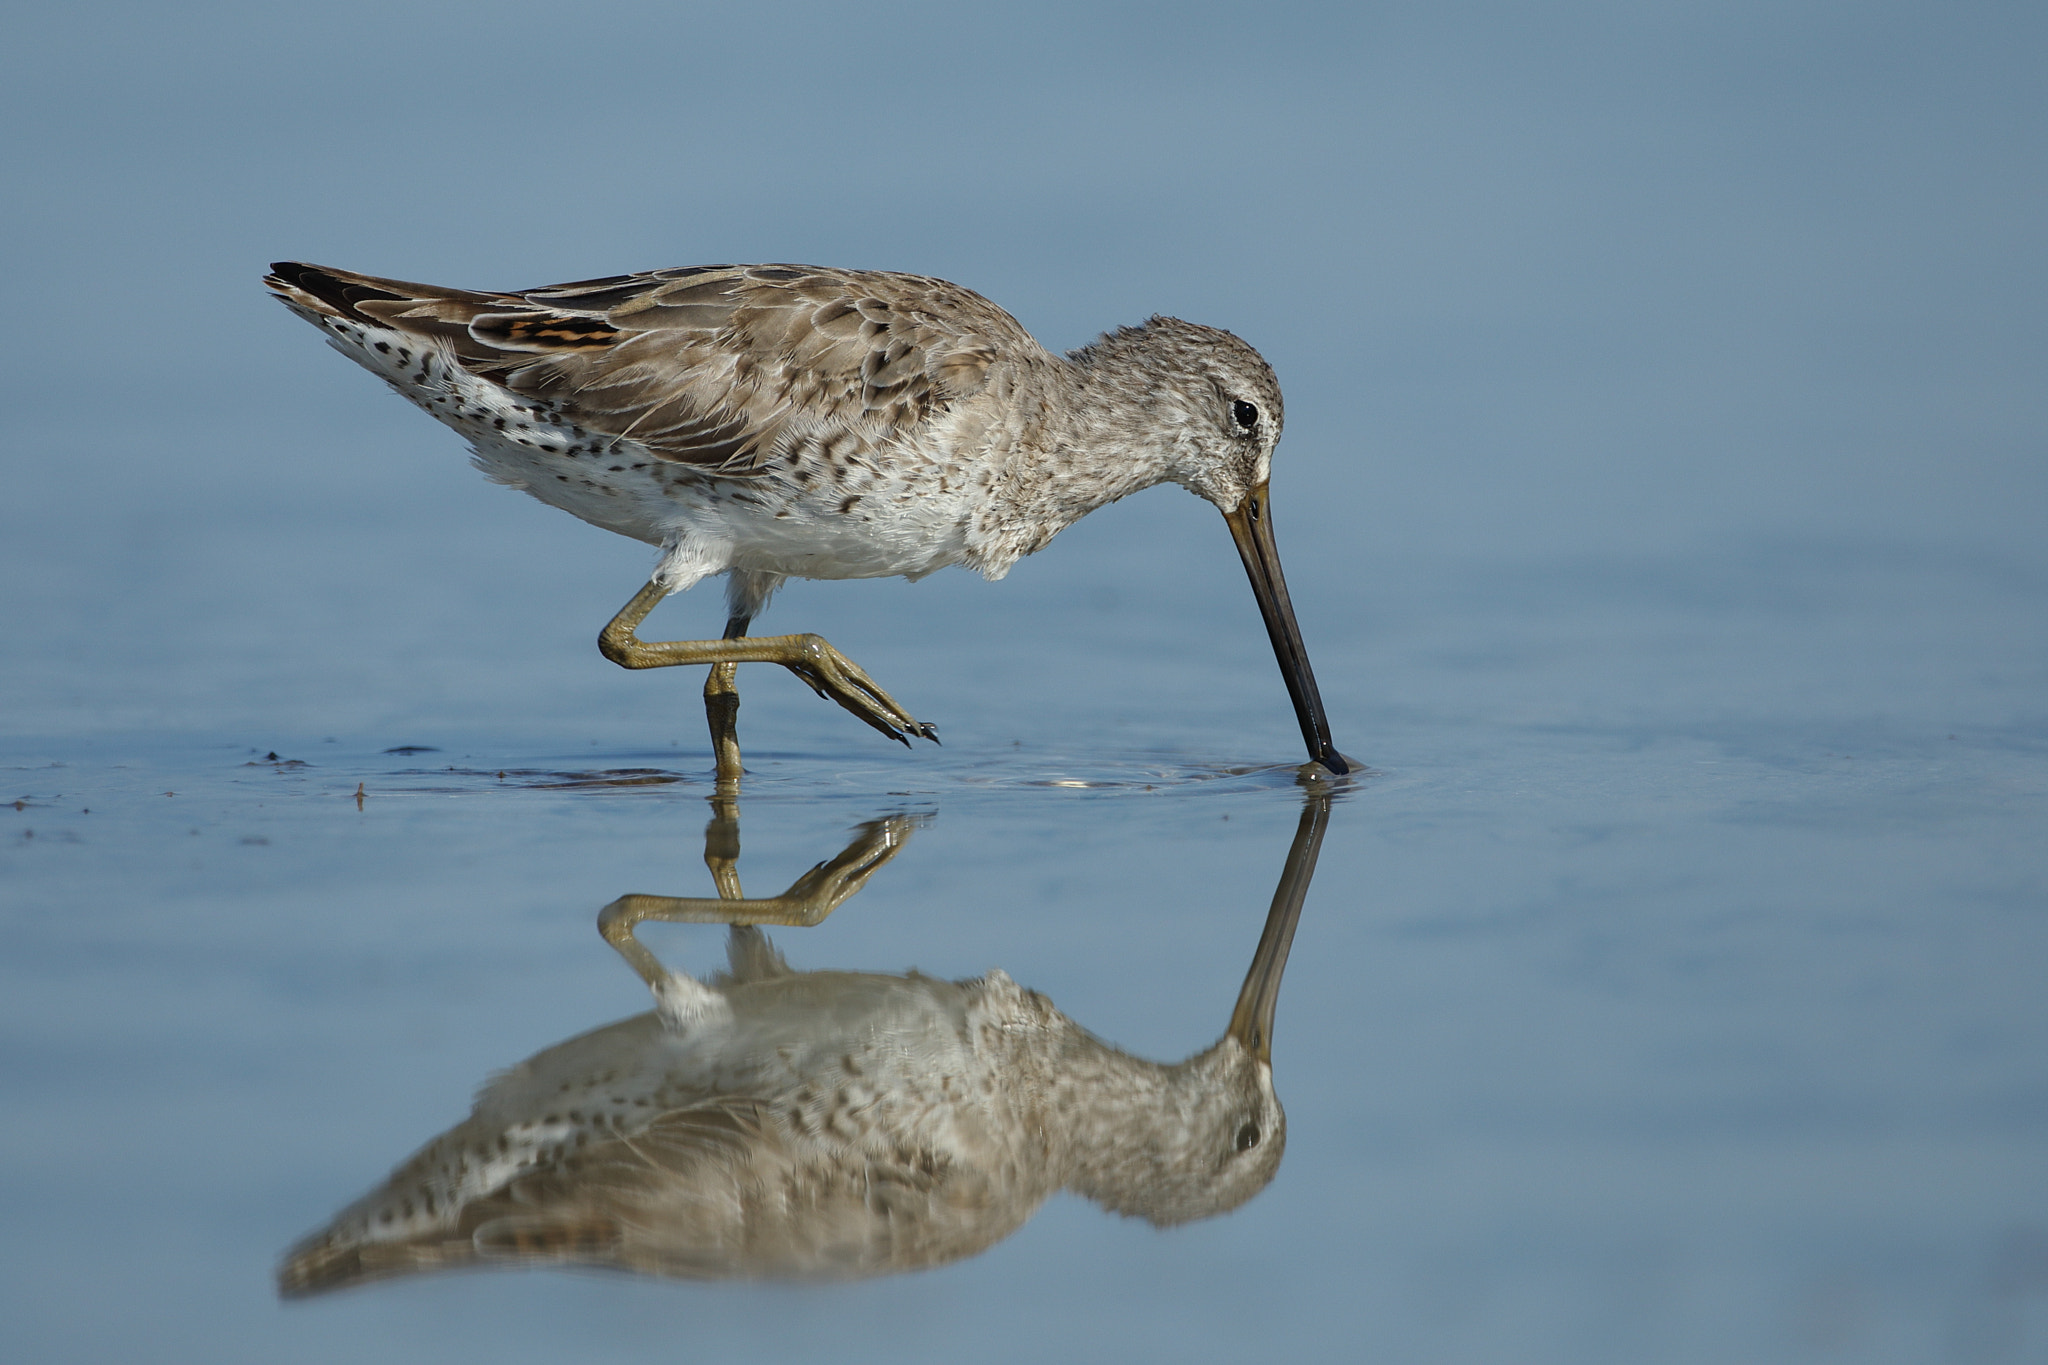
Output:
(276, 1094), (764, 1295)
(266, 261), (1041, 473)
(278, 1095), (1028, 1293)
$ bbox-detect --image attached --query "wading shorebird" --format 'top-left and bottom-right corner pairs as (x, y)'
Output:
(278, 793), (1328, 1291)
(265, 261), (1350, 781)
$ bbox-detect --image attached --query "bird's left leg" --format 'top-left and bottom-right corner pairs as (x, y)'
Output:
(599, 579), (937, 763)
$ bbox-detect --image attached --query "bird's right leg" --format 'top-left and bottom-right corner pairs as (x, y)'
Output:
(597, 813), (925, 988)
(598, 579), (938, 754)
(703, 621), (746, 788)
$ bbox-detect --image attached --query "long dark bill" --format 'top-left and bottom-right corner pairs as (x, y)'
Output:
(1222, 483), (1350, 775)
(1227, 792), (1332, 1063)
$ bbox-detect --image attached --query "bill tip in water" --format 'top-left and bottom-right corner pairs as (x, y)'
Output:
(1303, 749), (1359, 780)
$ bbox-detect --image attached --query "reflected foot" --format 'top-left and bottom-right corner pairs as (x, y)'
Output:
(599, 813), (927, 988)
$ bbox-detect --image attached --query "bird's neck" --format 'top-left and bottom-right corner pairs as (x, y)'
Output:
(1054, 340), (1192, 499)
(982, 342), (1189, 551)
(1041, 1032), (1219, 1212)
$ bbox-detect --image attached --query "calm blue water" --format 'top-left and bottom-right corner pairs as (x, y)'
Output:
(5, 4), (2046, 1361)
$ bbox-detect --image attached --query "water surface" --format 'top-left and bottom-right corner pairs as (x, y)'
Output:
(5, 4), (2047, 1360)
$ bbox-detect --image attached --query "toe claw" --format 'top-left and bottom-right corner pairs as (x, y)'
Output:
(776, 637), (930, 755)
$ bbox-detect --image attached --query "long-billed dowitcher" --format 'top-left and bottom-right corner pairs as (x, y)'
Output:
(278, 794), (1327, 1291)
(266, 261), (1349, 779)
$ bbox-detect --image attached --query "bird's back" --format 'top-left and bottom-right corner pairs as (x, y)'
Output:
(266, 261), (1071, 583)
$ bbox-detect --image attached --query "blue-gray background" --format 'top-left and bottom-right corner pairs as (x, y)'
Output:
(3, 3), (2044, 1361)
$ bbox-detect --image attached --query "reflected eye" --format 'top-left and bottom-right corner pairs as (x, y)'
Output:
(1231, 399), (1260, 433)
(1235, 1122), (1261, 1152)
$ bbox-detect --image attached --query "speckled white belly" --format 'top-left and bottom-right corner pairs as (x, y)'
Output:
(304, 312), (987, 594)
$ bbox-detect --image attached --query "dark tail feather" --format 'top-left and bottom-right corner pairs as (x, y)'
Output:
(264, 261), (519, 321)
(263, 261), (417, 324)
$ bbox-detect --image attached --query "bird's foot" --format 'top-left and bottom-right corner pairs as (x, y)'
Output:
(782, 635), (939, 747)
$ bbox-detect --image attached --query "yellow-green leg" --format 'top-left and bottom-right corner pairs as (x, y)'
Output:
(704, 658), (743, 789)
(598, 580), (937, 783)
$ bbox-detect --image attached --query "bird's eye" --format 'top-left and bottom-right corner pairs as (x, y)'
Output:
(1235, 1122), (1261, 1152)
(1231, 400), (1260, 433)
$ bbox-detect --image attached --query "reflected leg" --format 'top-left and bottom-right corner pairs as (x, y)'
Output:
(703, 794), (744, 900)
(598, 813), (925, 989)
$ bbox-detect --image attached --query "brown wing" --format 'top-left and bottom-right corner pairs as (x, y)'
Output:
(267, 261), (1041, 473)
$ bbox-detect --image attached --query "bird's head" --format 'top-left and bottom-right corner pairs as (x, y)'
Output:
(1079, 316), (1283, 512)
(1075, 1036), (1289, 1228)
(1083, 317), (1348, 774)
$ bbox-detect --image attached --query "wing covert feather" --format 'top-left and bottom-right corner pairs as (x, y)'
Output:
(273, 261), (1044, 474)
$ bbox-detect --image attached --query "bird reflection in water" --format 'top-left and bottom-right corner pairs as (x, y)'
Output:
(280, 792), (1330, 1294)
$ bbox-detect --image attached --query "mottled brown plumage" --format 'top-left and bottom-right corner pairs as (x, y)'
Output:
(266, 259), (1349, 774)
(270, 262), (1035, 476)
